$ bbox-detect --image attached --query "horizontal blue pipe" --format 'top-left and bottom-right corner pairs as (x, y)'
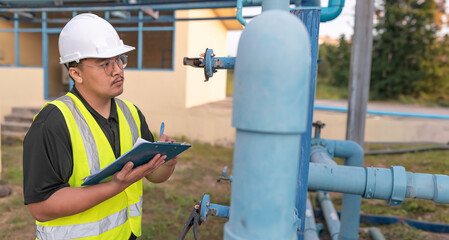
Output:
(315, 105), (449, 120)
(308, 163), (449, 204)
(0, 26), (173, 32)
(214, 57), (236, 69)
(209, 203), (230, 219)
(0, 2), (240, 12)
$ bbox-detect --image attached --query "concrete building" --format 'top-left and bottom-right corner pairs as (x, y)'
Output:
(0, 7), (242, 149)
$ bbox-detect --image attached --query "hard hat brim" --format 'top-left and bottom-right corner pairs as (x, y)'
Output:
(59, 45), (135, 64)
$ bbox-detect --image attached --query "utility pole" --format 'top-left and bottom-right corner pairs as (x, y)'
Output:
(346, 0), (375, 146)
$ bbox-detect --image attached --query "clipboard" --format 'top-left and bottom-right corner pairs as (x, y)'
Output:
(82, 138), (191, 186)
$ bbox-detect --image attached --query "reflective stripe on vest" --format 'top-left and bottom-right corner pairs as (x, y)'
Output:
(58, 95), (100, 175)
(129, 196), (143, 217)
(36, 206), (129, 240)
(115, 98), (139, 145)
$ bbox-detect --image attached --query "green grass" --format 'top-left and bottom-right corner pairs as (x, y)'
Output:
(2, 142), (449, 239)
(315, 82), (348, 99)
(226, 69), (234, 97)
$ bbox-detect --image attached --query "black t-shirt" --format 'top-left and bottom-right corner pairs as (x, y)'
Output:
(23, 86), (154, 205)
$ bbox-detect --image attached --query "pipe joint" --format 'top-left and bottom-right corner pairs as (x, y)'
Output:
(364, 167), (377, 199)
(388, 166), (407, 206)
(433, 175), (449, 204)
(311, 139), (335, 158)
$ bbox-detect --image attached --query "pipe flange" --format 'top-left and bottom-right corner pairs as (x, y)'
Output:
(200, 194), (211, 222)
(388, 166), (407, 206)
(310, 139), (335, 159)
(364, 167), (377, 199)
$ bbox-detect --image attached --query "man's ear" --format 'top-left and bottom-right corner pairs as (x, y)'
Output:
(69, 67), (83, 84)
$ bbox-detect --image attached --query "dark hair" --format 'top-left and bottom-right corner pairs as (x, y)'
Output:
(65, 61), (82, 80)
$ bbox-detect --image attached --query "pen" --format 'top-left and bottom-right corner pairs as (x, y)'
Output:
(159, 122), (165, 139)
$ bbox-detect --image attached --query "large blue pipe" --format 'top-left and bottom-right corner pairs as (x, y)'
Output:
(308, 163), (449, 204)
(225, 1), (311, 239)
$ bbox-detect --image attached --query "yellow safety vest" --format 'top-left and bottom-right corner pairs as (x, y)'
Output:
(35, 92), (143, 240)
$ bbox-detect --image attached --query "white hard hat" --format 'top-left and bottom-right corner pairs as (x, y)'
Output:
(58, 13), (135, 64)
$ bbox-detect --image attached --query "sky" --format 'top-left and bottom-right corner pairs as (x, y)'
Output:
(227, 0), (357, 56)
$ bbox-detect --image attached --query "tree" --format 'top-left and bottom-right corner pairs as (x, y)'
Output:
(317, 35), (351, 87)
(370, 0), (442, 101)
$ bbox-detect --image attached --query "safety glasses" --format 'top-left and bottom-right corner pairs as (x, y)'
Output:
(79, 54), (128, 76)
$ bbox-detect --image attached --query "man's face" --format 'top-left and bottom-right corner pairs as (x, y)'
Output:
(78, 55), (125, 99)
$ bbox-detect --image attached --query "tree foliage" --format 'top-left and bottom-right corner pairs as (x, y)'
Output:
(370, 0), (449, 104)
(317, 0), (449, 105)
(317, 35), (351, 87)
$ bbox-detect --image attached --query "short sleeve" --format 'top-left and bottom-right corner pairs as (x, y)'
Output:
(23, 105), (73, 205)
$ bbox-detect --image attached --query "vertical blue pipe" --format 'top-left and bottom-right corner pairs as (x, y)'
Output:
(42, 11), (48, 99)
(14, 13), (19, 66)
(334, 140), (363, 240)
(317, 192), (340, 240)
(305, 194), (320, 240)
(224, 4), (311, 240)
(138, 10), (143, 70)
(261, 0), (289, 11)
(290, 7), (321, 240)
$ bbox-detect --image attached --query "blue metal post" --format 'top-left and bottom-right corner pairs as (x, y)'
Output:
(224, 3), (311, 240)
(289, 7), (321, 240)
(14, 13), (19, 66)
(138, 10), (143, 70)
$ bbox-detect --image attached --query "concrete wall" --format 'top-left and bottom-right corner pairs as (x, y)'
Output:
(121, 9), (228, 140)
(183, 9), (228, 108)
(0, 67), (46, 118)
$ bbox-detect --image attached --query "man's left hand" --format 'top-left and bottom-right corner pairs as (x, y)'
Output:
(158, 134), (179, 167)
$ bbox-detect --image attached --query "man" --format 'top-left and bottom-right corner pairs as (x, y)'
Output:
(23, 13), (178, 239)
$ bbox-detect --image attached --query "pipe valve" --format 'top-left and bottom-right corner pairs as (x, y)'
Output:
(183, 48), (236, 82)
(217, 166), (232, 183)
(312, 120), (326, 139)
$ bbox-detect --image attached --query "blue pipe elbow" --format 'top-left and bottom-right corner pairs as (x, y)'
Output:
(320, 0), (345, 22)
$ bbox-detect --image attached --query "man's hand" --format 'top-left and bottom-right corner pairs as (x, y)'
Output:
(112, 153), (166, 190)
(144, 134), (179, 183)
(158, 134), (179, 166)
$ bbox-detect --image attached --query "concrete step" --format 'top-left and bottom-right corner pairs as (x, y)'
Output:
(1, 131), (27, 145)
(4, 113), (35, 124)
(1, 122), (31, 132)
(11, 107), (41, 116)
